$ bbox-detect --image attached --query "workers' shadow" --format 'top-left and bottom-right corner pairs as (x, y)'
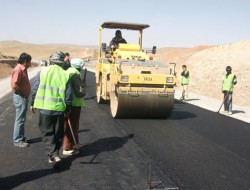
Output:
(27, 137), (42, 144)
(0, 168), (55, 189)
(0, 134), (134, 189)
(174, 100), (186, 104)
(174, 99), (200, 104)
(58, 134), (134, 170)
(232, 110), (246, 114)
(81, 134), (134, 157)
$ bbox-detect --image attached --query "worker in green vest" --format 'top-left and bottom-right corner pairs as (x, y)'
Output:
(180, 65), (190, 100)
(30, 51), (72, 168)
(222, 66), (237, 115)
(63, 58), (86, 156)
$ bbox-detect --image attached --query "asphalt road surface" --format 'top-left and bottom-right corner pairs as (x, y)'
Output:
(1, 71), (250, 190)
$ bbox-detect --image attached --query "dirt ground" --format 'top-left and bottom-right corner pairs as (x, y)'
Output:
(0, 62), (12, 79)
(1, 40), (249, 106)
(0, 52), (17, 78)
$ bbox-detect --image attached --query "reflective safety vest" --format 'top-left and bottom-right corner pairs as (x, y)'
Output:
(181, 71), (190, 85)
(34, 65), (69, 111)
(222, 73), (235, 92)
(66, 67), (85, 107)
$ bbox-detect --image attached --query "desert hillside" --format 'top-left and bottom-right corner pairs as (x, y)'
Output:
(0, 41), (97, 60)
(1, 40), (249, 107)
(0, 41), (98, 79)
(155, 40), (250, 107)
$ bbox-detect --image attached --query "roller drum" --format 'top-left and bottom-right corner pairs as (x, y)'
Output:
(110, 91), (174, 118)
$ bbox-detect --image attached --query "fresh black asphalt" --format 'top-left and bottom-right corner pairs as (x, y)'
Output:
(0, 75), (176, 190)
(0, 71), (250, 190)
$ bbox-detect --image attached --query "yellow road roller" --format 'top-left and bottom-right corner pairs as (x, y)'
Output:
(96, 22), (176, 118)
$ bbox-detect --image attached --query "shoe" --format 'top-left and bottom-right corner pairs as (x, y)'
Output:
(14, 141), (29, 148)
(48, 156), (62, 168)
(63, 149), (79, 156)
(222, 111), (228, 114)
(228, 112), (233, 115)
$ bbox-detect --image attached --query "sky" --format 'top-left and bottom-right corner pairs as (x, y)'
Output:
(1, 0), (250, 48)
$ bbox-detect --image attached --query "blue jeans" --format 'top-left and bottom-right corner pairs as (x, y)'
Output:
(13, 94), (28, 143)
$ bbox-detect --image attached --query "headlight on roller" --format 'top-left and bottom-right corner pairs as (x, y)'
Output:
(166, 77), (173, 83)
(121, 75), (129, 82)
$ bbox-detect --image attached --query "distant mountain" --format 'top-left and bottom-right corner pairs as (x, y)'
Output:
(0, 41), (98, 60)
(0, 40), (24, 45)
(0, 40), (97, 48)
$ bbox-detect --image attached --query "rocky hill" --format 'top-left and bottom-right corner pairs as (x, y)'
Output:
(155, 40), (250, 107)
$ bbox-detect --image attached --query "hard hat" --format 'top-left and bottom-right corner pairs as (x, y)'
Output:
(49, 51), (65, 64)
(226, 66), (232, 72)
(70, 58), (85, 69)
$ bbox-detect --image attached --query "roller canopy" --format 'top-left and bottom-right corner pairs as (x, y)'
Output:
(101, 22), (150, 31)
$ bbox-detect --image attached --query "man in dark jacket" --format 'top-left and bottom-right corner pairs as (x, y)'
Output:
(109, 30), (127, 49)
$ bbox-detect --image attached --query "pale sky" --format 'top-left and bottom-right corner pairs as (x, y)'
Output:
(1, 0), (250, 48)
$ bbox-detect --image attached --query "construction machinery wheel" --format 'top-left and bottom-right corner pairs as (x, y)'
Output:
(110, 90), (174, 118)
(96, 76), (104, 104)
(110, 91), (119, 118)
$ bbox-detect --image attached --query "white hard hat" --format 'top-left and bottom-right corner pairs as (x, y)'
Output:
(70, 58), (85, 69)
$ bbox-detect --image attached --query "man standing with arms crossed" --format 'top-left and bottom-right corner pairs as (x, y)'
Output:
(11, 52), (32, 148)
(30, 51), (72, 168)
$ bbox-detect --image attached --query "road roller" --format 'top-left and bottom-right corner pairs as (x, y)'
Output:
(96, 22), (176, 118)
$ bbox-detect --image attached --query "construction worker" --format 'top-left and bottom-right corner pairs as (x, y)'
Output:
(222, 66), (237, 115)
(11, 53), (32, 148)
(63, 58), (86, 156)
(30, 51), (72, 168)
(62, 52), (71, 70)
(109, 30), (127, 49)
(180, 65), (190, 100)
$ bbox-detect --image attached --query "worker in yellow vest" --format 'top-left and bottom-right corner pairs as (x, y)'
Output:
(180, 65), (190, 100)
(30, 51), (72, 168)
(222, 66), (237, 115)
(63, 58), (86, 156)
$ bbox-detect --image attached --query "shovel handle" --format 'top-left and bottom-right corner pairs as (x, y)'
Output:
(67, 118), (79, 150)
